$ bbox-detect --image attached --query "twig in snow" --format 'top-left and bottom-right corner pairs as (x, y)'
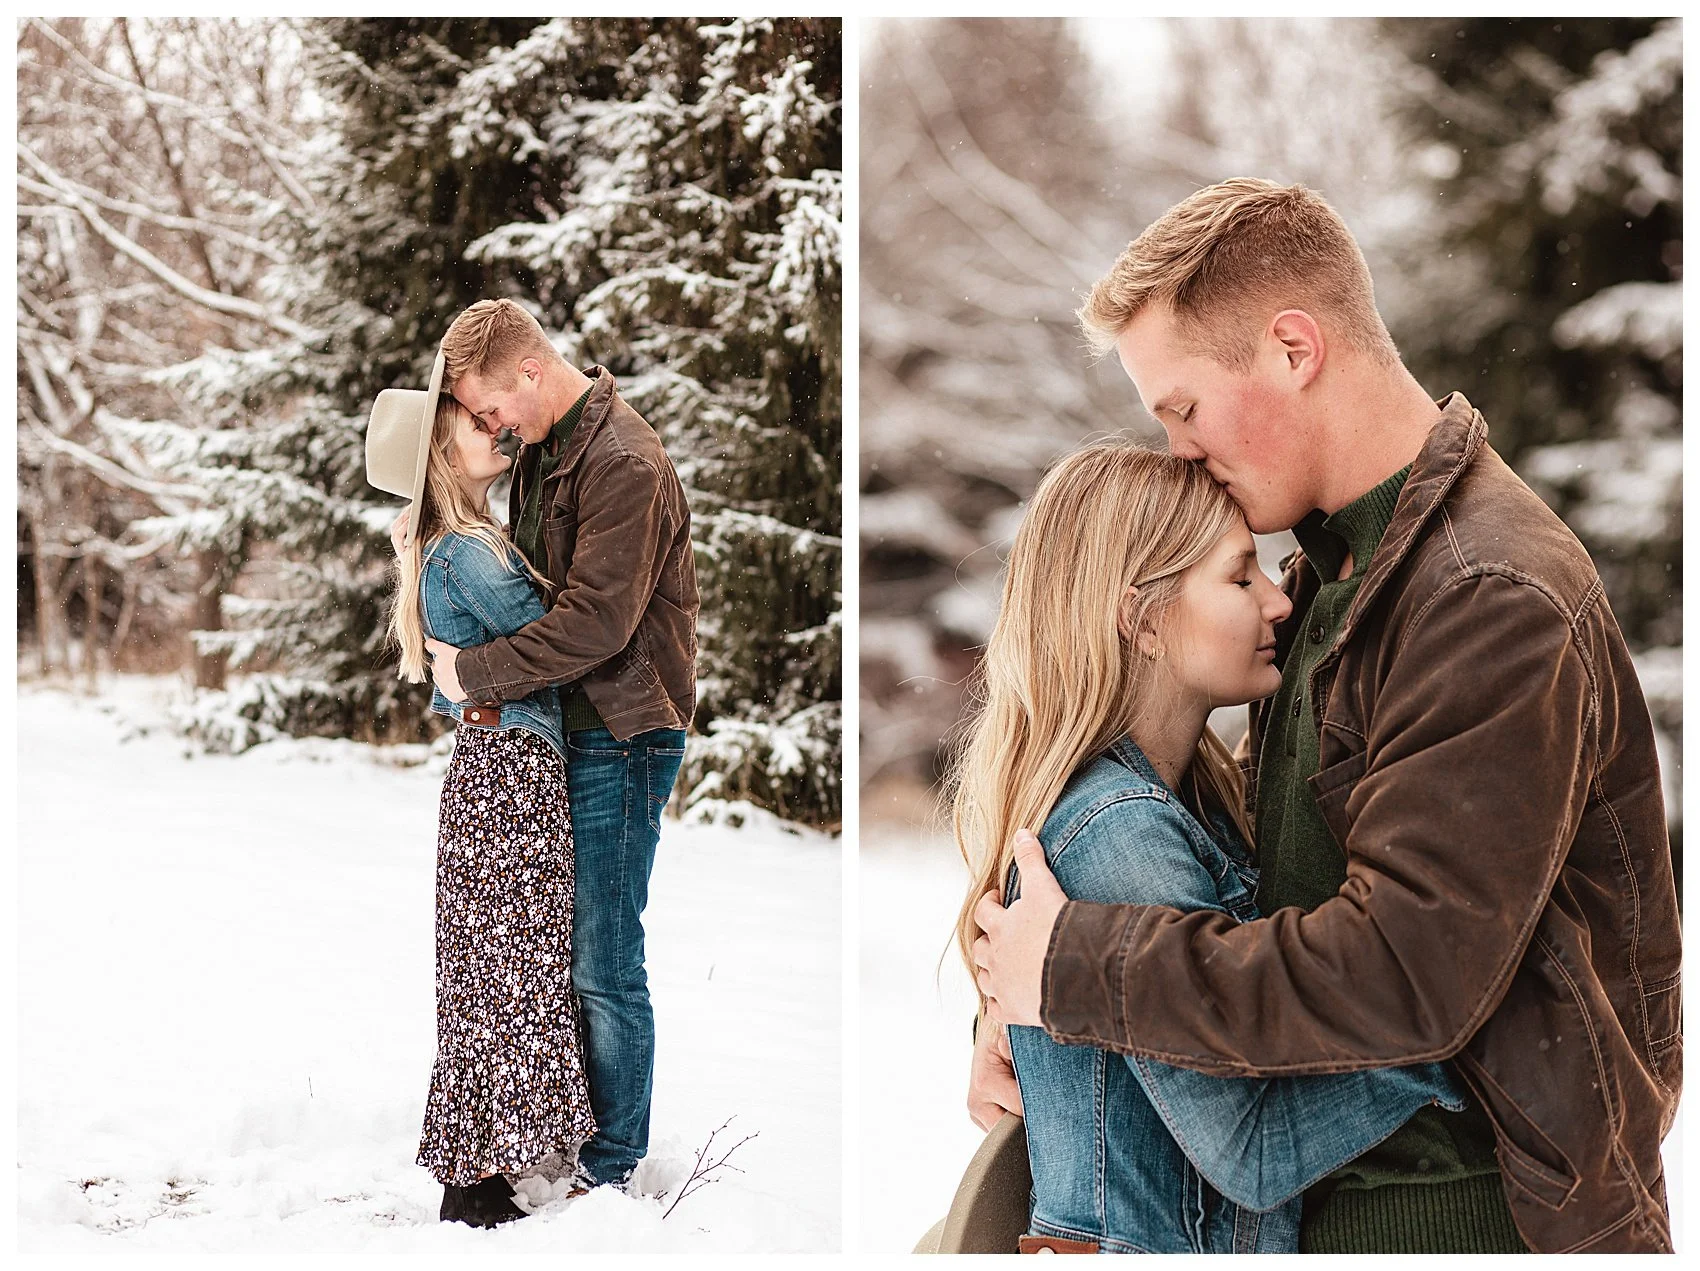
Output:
(660, 1116), (758, 1219)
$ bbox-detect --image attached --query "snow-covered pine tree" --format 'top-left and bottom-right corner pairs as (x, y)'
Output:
(1385, 18), (1681, 863)
(142, 19), (842, 827)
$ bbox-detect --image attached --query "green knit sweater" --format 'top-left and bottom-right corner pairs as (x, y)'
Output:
(513, 386), (603, 734)
(1254, 466), (1526, 1254)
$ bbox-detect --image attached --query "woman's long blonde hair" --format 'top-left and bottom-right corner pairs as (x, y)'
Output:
(949, 439), (1255, 1002)
(388, 396), (546, 683)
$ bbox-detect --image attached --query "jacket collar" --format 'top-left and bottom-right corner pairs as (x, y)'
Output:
(1332, 391), (1487, 652)
(1107, 734), (1166, 792)
(1104, 733), (1249, 859)
(539, 364), (619, 483)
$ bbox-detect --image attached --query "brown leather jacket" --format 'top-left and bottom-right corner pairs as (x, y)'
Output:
(1040, 394), (1681, 1253)
(457, 366), (699, 740)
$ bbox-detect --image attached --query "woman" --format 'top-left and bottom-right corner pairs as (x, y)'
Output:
(373, 361), (596, 1229)
(950, 441), (1464, 1254)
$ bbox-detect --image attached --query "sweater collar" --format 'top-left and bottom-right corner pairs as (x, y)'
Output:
(1295, 463), (1411, 587)
(541, 382), (593, 459)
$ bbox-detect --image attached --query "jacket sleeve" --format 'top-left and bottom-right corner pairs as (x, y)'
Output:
(418, 555), (456, 643)
(1042, 569), (1595, 1075)
(454, 453), (671, 704)
(1045, 796), (1462, 1212)
(440, 547), (546, 641)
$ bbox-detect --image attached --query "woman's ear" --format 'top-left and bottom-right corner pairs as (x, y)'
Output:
(1116, 584), (1140, 643)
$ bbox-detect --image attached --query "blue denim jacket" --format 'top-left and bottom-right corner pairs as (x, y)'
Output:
(418, 531), (566, 764)
(1008, 736), (1465, 1253)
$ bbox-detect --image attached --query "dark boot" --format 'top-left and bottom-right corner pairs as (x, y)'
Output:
(459, 1174), (529, 1228)
(439, 1183), (471, 1223)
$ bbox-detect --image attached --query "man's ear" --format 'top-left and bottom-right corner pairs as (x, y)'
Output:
(1269, 310), (1325, 387)
(517, 356), (543, 386)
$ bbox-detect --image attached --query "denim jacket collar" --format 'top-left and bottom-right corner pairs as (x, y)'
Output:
(1105, 734), (1163, 790)
(1102, 735), (1252, 868)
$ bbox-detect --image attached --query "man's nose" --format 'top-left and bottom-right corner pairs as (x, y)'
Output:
(1160, 422), (1205, 462)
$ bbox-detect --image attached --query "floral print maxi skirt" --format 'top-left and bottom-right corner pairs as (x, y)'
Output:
(417, 727), (597, 1186)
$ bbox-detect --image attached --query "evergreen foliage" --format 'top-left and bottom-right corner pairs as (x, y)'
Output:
(1385, 18), (1680, 650)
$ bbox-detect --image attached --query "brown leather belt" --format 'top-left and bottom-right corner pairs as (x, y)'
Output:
(1019, 1235), (1101, 1254)
(460, 705), (500, 728)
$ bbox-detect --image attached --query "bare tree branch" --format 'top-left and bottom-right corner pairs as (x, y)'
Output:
(22, 420), (200, 510)
(118, 16), (223, 290)
(19, 140), (315, 340)
(659, 1117), (759, 1220)
(24, 18), (312, 168)
(18, 172), (287, 261)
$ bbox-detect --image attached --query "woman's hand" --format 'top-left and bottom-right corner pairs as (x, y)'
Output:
(426, 638), (466, 702)
(968, 1018), (1023, 1131)
(972, 829), (1066, 1028)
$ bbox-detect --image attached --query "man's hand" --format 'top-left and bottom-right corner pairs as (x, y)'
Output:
(968, 1017), (1023, 1132)
(426, 638), (467, 702)
(972, 829), (1067, 1028)
(389, 508), (410, 558)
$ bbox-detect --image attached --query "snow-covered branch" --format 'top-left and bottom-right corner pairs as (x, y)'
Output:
(16, 172), (287, 262)
(18, 142), (313, 340)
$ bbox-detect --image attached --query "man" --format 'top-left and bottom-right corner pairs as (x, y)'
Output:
(969, 180), (1680, 1253)
(407, 298), (699, 1192)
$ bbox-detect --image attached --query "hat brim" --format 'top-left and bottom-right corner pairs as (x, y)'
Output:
(406, 349), (447, 549)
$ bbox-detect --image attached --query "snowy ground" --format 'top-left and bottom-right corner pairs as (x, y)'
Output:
(17, 679), (840, 1254)
(859, 831), (1686, 1255)
(858, 833), (984, 1253)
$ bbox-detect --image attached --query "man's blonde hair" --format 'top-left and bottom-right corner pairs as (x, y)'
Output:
(439, 298), (560, 389)
(1080, 178), (1399, 371)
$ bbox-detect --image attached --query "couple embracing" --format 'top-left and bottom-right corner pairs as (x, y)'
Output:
(954, 180), (1679, 1253)
(366, 299), (698, 1227)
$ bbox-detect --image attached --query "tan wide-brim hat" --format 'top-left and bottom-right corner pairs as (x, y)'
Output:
(913, 1112), (1031, 1253)
(365, 347), (447, 549)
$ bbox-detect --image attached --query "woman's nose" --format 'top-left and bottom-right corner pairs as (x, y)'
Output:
(1265, 587), (1293, 623)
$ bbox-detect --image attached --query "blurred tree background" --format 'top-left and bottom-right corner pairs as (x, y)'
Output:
(17, 17), (842, 830)
(860, 17), (1680, 872)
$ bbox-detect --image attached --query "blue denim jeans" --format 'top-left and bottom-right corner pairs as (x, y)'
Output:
(565, 724), (688, 1185)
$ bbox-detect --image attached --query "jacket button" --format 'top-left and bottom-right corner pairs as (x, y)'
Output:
(1293, 697), (1302, 718)
(1310, 622), (1326, 643)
